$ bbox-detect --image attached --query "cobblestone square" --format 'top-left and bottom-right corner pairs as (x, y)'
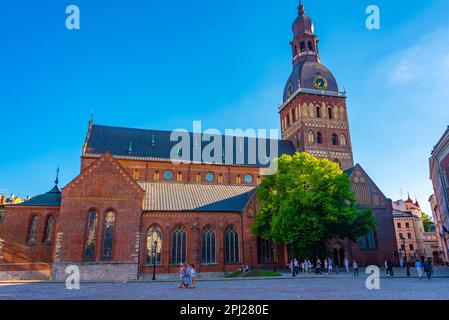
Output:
(1, 268), (448, 300)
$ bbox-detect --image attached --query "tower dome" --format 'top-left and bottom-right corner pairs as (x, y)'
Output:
(283, 1), (339, 102)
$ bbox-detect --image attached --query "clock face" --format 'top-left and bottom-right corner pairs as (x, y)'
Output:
(287, 83), (294, 96)
(313, 75), (328, 90)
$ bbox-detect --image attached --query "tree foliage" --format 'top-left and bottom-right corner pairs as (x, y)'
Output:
(422, 214), (434, 232)
(252, 152), (376, 257)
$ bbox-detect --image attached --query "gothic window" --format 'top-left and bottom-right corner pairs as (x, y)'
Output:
(328, 107), (333, 119)
(27, 215), (38, 244)
(177, 172), (183, 182)
(300, 42), (306, 52)
(316, 106), (321, 118)
(358, 230), (377, 250)
(340, 134), (347, 146)
(257, 237), (274, 264)
(43, 215), (55, 245)
(225, 225), (239, 264)
(316, 132), (323, 144)
(101, 211), (115, 260)
(332, 134), (338, 146)
(196, 173), (202, 182)
(218, 174), (224, 183)
(308, 41), (314, 52)
(147, 225), (162, 265)
(286, 114), (290, 127)
(84, 211), (98, 260)
(201, 226), (216, 264)
(308, 131), (315, 143)
(154, 171), (160, 181)
(236, 175), (242, 184)
(171, 226), (186, 265)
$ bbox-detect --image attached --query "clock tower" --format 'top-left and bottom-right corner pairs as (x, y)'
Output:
(280, 1), (354, 170)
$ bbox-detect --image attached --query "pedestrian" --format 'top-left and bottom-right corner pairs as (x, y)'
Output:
(415, 259), (423, 279)
(353, 260), (359, 277)
(302, 260), (306, 274)
(190, 264), (197, 288)
(324, 259), (328, 274)
(344, 257), (349, 273)
(185, 264), (192, 288)
(384, 260), (389, 275)
(387, 259), (394, 277)
(316, 259), (322, 275)
(179, 263), (185, 288)
(424, 259), (432, 279)
(290, 259), (296, 277)
(328, 258), (333, 274)
(307, 259), (313, 273)
(294, 258), (299, 275)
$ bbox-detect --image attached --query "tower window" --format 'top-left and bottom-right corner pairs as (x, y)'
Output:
(332, 134), (338, 146)
(308, 131), (314, 143)
(328, 107), (333, 119)
(316, 106), (321, 118)
(300, 42), (306, 52)
(308, 41), (315, 52)
(316, 132), (323, 144)
(340, 134), (347, 146)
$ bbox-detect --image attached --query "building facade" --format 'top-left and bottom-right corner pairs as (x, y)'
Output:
(429, 126), (449, 265)
(0, 2), (398, 281)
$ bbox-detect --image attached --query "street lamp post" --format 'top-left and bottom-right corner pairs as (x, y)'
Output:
(152, 240), (158, 281)
(401, 236), (411, 277)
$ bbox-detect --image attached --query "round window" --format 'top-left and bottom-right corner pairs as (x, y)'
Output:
(205, 172), (215, 182)
(244, 174), (253, 184)
(163, 170), (174, 181)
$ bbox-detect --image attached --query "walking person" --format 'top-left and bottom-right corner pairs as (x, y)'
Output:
(185, 264), (192, 288)
(179, 263), (185, 288)
(353, 260), (359, 277)
(384, 260), (389, 276)
(415, 259), (423, 279)
(424, 259), (432, 279)
(294, 258), (300, 275)
(190, 264), (197, 288)
(316, 259), (322, 275)
(387, 259), (394, 277)
(344, 257), (349, 273)
(290, 259), (296, 277)
(324, 258), (328, 274)
(328, 258), (333, 274)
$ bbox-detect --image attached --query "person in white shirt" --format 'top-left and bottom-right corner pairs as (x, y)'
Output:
(344, 258), (349, 273)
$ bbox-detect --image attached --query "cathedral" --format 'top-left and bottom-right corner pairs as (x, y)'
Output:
(0, 2), (397, 281)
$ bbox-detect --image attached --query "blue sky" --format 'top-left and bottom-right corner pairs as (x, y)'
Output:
(1, 0), (448, 215)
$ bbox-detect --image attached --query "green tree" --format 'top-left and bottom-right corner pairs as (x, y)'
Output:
(422, 214), (433, 232)
(252, 152), (376, 258)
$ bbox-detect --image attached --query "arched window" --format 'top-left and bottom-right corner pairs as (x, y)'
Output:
(340, 134), (347, 146)
(196, 173), (202, 182)
(308, 41), (315, 52)
(300, 42), (306, 52)
(308, 131), (315, 143)
(177, 172), (183, 182)
(257, 237), (274, 264)
(43, 215), (55, 244)
(236, 175), (242, 184)
(154, 171), (160, 181)
(84, 211), (98, 260)
(316, 132), (323, 144)
(218, 174), (224, 183)
(316, 106), (321, 118)
(201, 226), (216, 264)
(27, 216), (38, 243)
(225, 225), (239, 264)
(171, 226), (186, 264)
(101, 211), (115, 260)
(332, 134), (338, 146)
(147, 225), (162, 265)
(328, 107), (333, 119)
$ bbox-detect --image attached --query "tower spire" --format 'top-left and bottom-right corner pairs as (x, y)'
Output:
(55, 167), (60, 186)
(298, 0), (305, 15)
